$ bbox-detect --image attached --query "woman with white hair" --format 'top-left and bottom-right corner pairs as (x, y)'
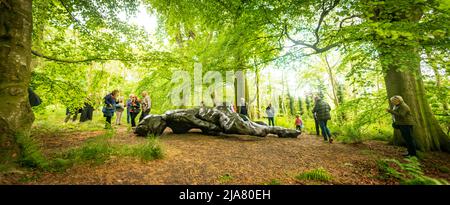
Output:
(386, 95), (417, 157)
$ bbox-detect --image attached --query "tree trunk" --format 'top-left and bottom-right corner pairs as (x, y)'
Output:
(0, 0), (34, 164)
(324, 55), (339, 107)
(382, 46), (450, 152)
(255, 68), (260, 118)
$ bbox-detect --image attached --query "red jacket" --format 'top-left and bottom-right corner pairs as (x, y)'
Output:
(295, 117), (303, 125)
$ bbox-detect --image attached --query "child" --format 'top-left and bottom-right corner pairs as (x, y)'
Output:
(295, 115), (303, 131)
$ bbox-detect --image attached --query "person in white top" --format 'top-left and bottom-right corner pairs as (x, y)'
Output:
(139, 91), (152, 122)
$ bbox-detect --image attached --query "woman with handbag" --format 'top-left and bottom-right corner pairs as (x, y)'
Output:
(386, 95), (417, 157)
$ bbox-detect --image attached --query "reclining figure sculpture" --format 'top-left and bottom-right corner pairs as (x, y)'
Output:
(134, 106), (301, 138)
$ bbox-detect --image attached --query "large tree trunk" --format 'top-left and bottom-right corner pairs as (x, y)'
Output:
(0, 0), (34, 164)
(382, 46), (450, 152)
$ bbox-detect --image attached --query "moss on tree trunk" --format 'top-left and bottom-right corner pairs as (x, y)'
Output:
(0, 0), (35, 165)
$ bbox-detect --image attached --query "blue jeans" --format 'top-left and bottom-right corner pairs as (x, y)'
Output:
(319, 120), (332, 140)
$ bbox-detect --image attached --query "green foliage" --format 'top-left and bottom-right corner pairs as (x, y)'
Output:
(218, 173), (233, 183)
(377, 157), (449, 185)
(295, 167), (333, 182)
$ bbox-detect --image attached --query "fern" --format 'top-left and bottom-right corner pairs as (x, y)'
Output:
(295, 167), (332, 182)
(377, 157), (449, 185)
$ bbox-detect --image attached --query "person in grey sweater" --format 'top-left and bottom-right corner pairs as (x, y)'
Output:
(265, 103), (275, 126)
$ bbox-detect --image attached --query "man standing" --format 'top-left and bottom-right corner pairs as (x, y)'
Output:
(126, 94), (133, 124)
(139, 91), (151, 122)
(312, 96), (333, 143)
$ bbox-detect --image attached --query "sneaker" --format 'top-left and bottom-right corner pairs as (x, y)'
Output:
(329, 138), (333, 143)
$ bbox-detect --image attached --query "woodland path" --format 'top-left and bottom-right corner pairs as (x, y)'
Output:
(3, 126), (450, 185)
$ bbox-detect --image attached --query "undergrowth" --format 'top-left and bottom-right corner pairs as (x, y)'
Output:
(377, 157), (449, 185)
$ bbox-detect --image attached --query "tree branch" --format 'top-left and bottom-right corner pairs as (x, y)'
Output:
(32, 50), (129, 63)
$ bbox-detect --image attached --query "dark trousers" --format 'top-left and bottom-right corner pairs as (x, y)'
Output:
(106, 116), (112, 124)
(131, 112), (139, 127)
(319, 120), (332, 140)
(398, 125), (417, 156)
(139, 109), (150, 122)
(127, 109), (131, 123)
(314, 117), (320, 135)
(268, 117), (274, 126)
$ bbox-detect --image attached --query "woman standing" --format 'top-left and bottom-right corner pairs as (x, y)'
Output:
(115, 97), (125, 125)
(129, 95), (141, 128)
(386, 95), (417, 157)
(265, 103), (275, 126)
(103, 90), (119, 129)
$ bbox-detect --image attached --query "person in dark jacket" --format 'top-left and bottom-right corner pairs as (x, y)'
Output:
(28, 87), (41, 107)
(129, 95), (141, 127)
(102, 90), (119, 129)
(386, 95), (417, 157)
(312, 96), (333, 143)
(80, 101), (94, 122)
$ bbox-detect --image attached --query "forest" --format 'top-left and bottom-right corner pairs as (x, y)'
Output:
(0, 0), (449, 185)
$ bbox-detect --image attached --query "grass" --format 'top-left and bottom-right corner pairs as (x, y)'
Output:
(16, 132), (50, 170)
(218, 173), (233, 183)
(16, 122), (164, 173)
(263, 179), (282, 185)
(295, 167), (333, 182)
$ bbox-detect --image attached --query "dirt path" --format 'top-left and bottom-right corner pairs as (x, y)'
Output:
(4, 126), (450, 185)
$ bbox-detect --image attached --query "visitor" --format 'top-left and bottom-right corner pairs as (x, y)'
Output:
(80, 101), (94, 122)
(126, 94), (133, 124)
(230, 102), (236, 113)
(386, 95), (417, 157)
(28, 87), (41, 107)
(266, 103), (275, 126)
(238, 98), (248, 117)
(102, 90), (119, 129)
(115, 97), (125, 125)
(313, 112), (320, 136)
(312, 96), (333, 143)
(64, 107), (81, 123)
(130, 95), (141, 128)
(139, 91), (151, 122)
(295, 115), (303, 131)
